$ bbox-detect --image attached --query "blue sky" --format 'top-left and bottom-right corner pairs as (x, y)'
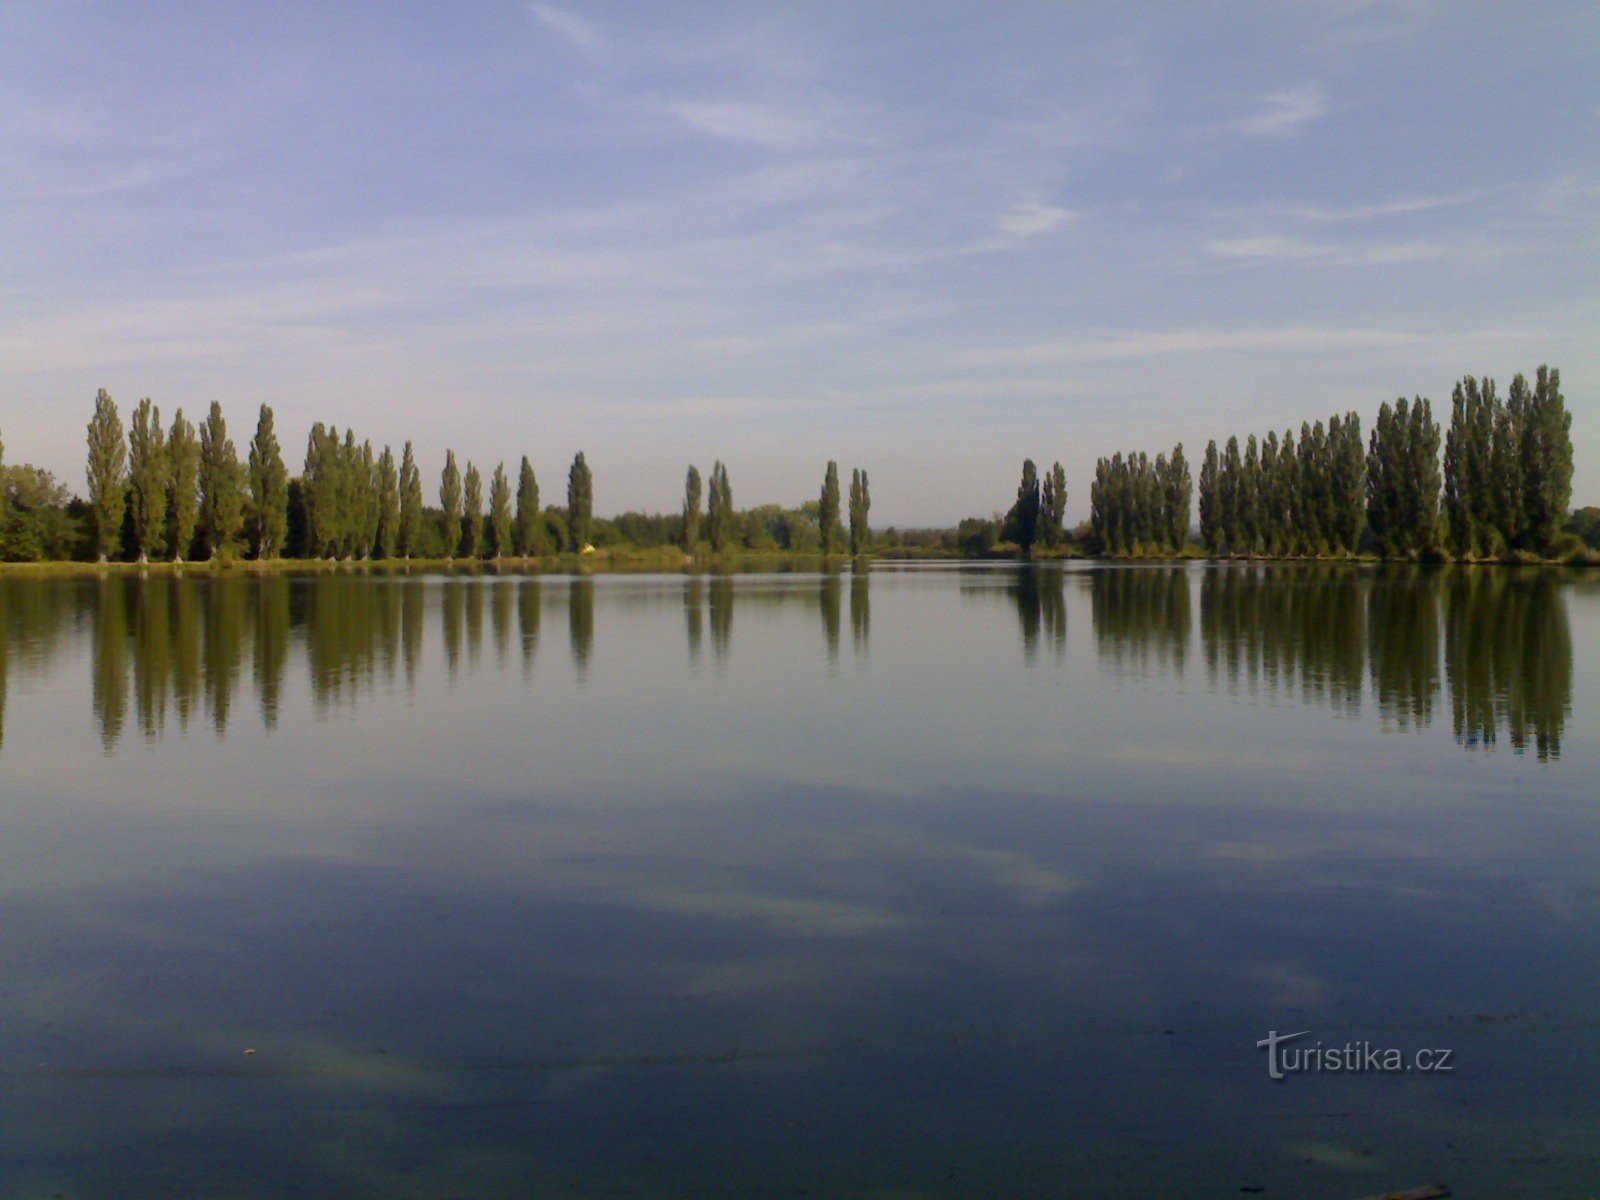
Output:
(2, 1), (1596, 524)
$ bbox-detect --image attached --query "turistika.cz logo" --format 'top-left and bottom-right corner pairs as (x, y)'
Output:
(1257, 1030), (1455, 1080)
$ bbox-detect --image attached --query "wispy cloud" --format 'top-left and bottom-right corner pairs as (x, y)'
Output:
(951, 327), (1429, 370)
(1203, 233), (1448, 266)
(1274, 189), (1495, 222)
(1235, 86), (1328, 137)
(527, 3), (599, 50)
(994, 199), (1079, 239)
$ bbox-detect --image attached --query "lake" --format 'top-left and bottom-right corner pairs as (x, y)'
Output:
(1, 564), (1596, 1198)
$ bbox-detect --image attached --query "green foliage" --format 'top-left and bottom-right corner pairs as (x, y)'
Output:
(439, 450), (462, 556)
(1002, 459), (1041, 552)
(86, 388), (127, 560)
(706, 460), (732, 552)
(463, 462), (484, 558)
(849, 467), (871, 555)
(247, 405), (288, 559)
(489, 462), (511, 557)
(1, 465), (81, 561)
(515, 457), (541, 555)
(1198, 440), (1220, 553)
(399, 442), (423, 558)
(198, 401), (244, 560)
(567, 451), (593, 551)
(1090, 445), (1189, 556)
(819, 461), (841, 553)
(682, 464), (702, 551)
(1040, 461), (1067, 548)
(375, 446), (400, 559)
(166, 409), (200, 561)
(128, 398), (168, 561)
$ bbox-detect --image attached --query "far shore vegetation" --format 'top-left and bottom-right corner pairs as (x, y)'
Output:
(1, 364), (1594, 572)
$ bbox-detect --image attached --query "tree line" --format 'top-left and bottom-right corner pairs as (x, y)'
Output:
(1082, 364), (1575, 561)
(1, 390), (876, 562)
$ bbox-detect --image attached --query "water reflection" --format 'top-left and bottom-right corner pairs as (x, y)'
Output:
(1093, 567), (1187, 678)
(1009, 566), (1066, 666)
(820, 572), (841, 665)
(1200, 566), (1365, 713)
(2, 566), (1579, 760)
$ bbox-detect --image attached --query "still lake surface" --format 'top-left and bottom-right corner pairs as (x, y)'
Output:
(1, 563), (1596, 1198)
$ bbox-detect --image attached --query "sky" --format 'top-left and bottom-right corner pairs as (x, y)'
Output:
(1, 1), (1596, 525)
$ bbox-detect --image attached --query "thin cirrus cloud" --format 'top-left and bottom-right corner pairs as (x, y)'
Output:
(526, 3), (600, 50)
(1234, 86), (1329, 137)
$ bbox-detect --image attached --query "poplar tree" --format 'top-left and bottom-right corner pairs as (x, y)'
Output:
(1331, 412), (1365, 554)
(167, 409), (200, 562)
(819, 461), (841, 553)
(128, 398), (167, 563)
(463, 462), (484, 558)
(1239, 435), (1261, 554)
(440, 450), (463, 557)
(515, 457), (541, 556)
(86, 388), (128, 562)
(1041, 461), (1067, 548)
(1444, 382), (1473, 557)
(1219, 437), (1241, 553)
(1198, 440), (1220, 553)
(375, 446), (399, 559)
(247, 404), (287, 559)
(303, 424), (335, 557)
(1163, 444), (1191, 550)
(1492, 379), (1526, 549)
(489, 463), (512, 558)
(682, 465), (702, 551)
(849, 467), (871, 555)
(1003, 458), (1041, 552)
(1520, 365), (1573, 554)
(198, 401), (244, 559)
(1258, 432), (1281, 554)
(707, 461), (732, 553)
(358, 440), (379, 558)
(567, 451), (593, 551)
(399, 442), (423, 559)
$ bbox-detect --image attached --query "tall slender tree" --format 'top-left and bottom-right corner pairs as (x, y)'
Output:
(247, 404), (287, 559)
(515, 457), (541, 556)
(1198, 440), (1220, 554)
(1219, 436), (1242, 554)
(375, 446), (400, 559)
(198, 401), (244, 560)
(682, 465), (703, 552)
(819, 461), (841, 554)
(128, 398), (167, 563)
(399, 442), (423, 560)
(1004, 458), (1041, 552)
(849, 467), (871, 555)
(567, 451), (593, 551)
(1041, 461), (1067, 548)
(166, 409), (199, 562)
(1162, 444), (1192, 551)
(463, 462), (484, 558)
(86, 388), (128, 562)
(707, 461), (732, 553)
(489, 463), (512, 558)
(440, 450), (463, 557)
(1520, 365), (1573, 554)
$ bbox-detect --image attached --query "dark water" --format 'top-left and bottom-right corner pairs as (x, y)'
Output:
(1, 564), (1596, 1198)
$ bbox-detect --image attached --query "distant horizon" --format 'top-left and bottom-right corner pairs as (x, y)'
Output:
(3, 2), (1596, 524)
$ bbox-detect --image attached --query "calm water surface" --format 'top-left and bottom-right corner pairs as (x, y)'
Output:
(1, 564), (1596, 1198)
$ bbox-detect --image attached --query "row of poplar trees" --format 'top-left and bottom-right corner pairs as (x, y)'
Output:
(1089, 447), (1191, 555)
(1194, 366), (1571, 559)
(83, 389), (599, 562)
(679, 459), (872, 554)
